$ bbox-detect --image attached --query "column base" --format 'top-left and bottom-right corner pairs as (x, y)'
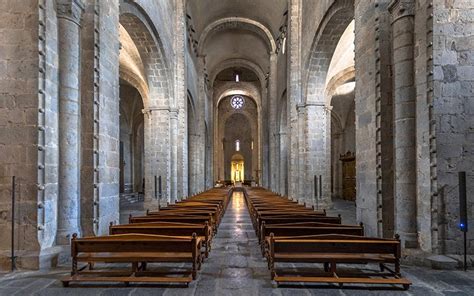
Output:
(399, 232), (418, 249)
(0, 246), (64, 271)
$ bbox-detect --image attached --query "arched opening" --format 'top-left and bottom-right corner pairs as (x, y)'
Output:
(218, 97), (258, 184)
(119, 4), (173, 206)
(326, 21), (356, 202)
(118, 82), (145, 222)
(302, 0), (355, 208)
(212, 65), (263, 186)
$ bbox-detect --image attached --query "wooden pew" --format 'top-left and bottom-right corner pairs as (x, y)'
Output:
(260, 222), (365, 256)
(62, 233), (202, 287)
(110, 221), (213, 258)
(148, 209), (220, 225)
(129, 214), (214, 229)
(256, 215), (342, 238)
(267, 233), (411, 290)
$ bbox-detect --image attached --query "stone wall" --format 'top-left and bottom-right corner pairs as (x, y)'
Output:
(433, 0), (474, 254)
(354, 0), (379, 237)
(0, 0), (60, 270)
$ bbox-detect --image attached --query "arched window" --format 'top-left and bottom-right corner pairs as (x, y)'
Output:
(235, 140), (240, 151)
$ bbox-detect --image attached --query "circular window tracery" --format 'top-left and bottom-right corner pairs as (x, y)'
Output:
(231, 95), (245, 109)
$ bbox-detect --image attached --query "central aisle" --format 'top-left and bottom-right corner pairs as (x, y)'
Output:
(192, 191), (274, 295)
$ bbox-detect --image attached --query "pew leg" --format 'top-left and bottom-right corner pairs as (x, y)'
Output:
(269, 260), (275, 280)
(324, 262), (329, 272)
(192, 260), (197, 280)
(141, 262), (147, 271)
(395, 259), (401, 277)
(330, 262), (337, 273)
(379, 263), (384, 272)
(71, 258), (78, 276)
(88, 262), (94, 270)
(62, 281), (69, 287)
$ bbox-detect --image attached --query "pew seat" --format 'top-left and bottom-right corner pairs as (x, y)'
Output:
(267, 234), (411, 290)
(62, 233), (202, 287)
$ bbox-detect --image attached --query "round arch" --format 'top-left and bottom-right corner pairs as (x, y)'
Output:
(198, 17), (277, 55)
(119, 1), (172, 109)
(325, 66), (355, 106)
(304, 0), (354, 105)
(210, 58), (266, 90)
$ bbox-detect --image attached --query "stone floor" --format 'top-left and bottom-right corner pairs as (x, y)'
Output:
(0, 192), (473, 295)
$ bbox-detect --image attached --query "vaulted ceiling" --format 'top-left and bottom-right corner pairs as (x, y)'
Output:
(187, 0), (288, 84)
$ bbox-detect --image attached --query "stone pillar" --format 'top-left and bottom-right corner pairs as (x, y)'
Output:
(296, 104), (306, 204)
(56, 0), (85, 245)
(279, 131), (288, 195)
(268, 52), (278, 191)
(287, 0), (302, 200)
(170, 109), (179, 204)
(303, 103), (331, 209)
(197, 56), (207, 192)
(389, 0), (417, 248)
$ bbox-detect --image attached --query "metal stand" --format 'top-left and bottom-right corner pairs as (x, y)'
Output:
(158, 176), (162, 208)
(154, 175), (158, 209)
(314, 175), (318, 210)
(464, 231), (467, 271)
(11, 176), (17, 272)
(459, 171), (468, 271)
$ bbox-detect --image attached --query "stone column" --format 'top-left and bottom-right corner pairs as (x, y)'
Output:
(197, 56), (207, 192)
(389, 0), (417, 248)
(170, 109), (179, 204)
(296, 104), (306, 204)
(56, 0), (85, 245)
(268, 52), (278, 191)
(279, 131), (288, 195)
(303, 103), (331, 209)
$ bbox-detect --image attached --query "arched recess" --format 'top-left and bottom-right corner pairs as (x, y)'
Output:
(223, 113), (255, 181)
(198, 17), (277, 55)
(119, 1), (173, 206)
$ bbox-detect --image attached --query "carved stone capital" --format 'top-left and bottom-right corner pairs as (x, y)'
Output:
(57, 0), (85, 25)
(389, 0), (415, 23)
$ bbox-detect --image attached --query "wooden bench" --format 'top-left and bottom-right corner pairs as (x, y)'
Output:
(267, 233), (411, 290)
(260, 222), (364, 256)
(61, 233), (202, 287)
(129, 214), (215, 231)
(256, 215), (342, 237)
(148, 209), (220, 224)
(109, 221), (213, 258)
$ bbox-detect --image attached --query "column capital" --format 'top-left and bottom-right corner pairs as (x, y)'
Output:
(57, 0), (85, 25)
(296, 103), (306, 114)
(169, 108), (179, 119)
(388, 0), (415, 23)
